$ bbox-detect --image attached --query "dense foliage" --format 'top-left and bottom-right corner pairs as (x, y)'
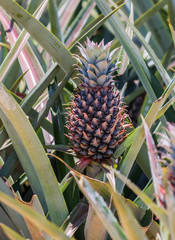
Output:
(0, 0), (175, 239)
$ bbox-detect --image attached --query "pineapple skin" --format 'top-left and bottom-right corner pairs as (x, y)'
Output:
(67, 39), (129, 162)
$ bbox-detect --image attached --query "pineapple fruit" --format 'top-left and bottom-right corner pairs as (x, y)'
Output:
(67, 38), (129, 163)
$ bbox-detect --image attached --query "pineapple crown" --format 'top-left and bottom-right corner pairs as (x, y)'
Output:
(74, 38), (119, 88)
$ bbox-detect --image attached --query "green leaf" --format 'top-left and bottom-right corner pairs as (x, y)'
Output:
(21, 63), (61, 114)
(0, 64), (60, 149)
(0, 178), (31, 238)
(156, 98), (175, 121)
(69, 2), (126, 52)
(118, 2), (134, 76)
(116, 4), (174, 98)
(73, 174), (128, 240)
(110, 186), (148, 240)
(105, 165), (168, 229)
(0, 0), (75, 74)
(0, 82), (68, 226)
(12, 92), (54, 136)
(168, 19), (175, 46)
(95, 0), (157, 102)
(114, 98), (174, 181)
(32, 69), (73, 131)
(48, 0), (64, 42)
(0, 223), (26, 240)
(0, 2), (46, 86)
(133, 0), (171, 57)
(168, 0), (175, 30)
(116, 76), (175, 193)
(0, 191), (73, 240)
(134, 0), (167, 29)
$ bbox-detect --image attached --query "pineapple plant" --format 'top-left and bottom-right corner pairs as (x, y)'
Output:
(67, 38), (130, 240)
(0, 0), (175, 240)
(67, 38), (129, 164)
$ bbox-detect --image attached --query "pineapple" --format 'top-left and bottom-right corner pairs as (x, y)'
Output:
(67, 38), (129, 163)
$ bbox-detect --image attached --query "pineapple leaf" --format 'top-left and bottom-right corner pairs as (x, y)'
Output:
(0, 191), (73, 240)
(95, 0), (157, 102)
(0, 63), (60, 149)
(155, 98), (175, 121)
(117, 6), (173, 93)
(134, 0), (167, 29)
(105, 165), (168, 229)
(168, 19), (175, 46)
(109, 185), (148, 240)
(0, 223), (26, 240)
(118, 2), (134, 76)
(133, 0), (171, 57)
(62, 203), (88, 237)
(69, 1), (126, 52)
(32, 69), (73, 131)
(167, 0), (175, 30)
(0, 82), (68, 225)
(48, 0), (64, 42)
(73, 174), (128, 240)
(116, 76), (175, 193)
(60, 0), (80, 32)
(65, 0), (95, 46)
(0, 178), (31, 238)
(0, 1), (46, 85)
(0, 0), (75, 73)
(141, 115), (163, 206)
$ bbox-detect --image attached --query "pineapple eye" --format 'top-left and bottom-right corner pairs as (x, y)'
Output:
(92, 118), (100, 126)
(85, 124), (93, 133)
(88, 106), (95, 116)
(87, 93), (93, 103)
(104, 149), (113, 158)
(113, 130), (119, 136)
(109, 139), (117, 148)
(94, 128), (104, 138)
(80, 139), (89, 149)
(102, 133), (111, 144)
(98, 143), (107, 153)
(90, 137), (100, 148)
(110, 118), (116, 124)
(96, 154), (103, 160)
(88, 146), (96, 155)
(101, 103), (107, 112)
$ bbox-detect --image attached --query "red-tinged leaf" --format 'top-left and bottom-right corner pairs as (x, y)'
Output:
(0, 5), (45, 89)
(65, 1), (96, 46)
(141, 115), (164, 207)
(0, 1), (53, 144)
(60, 0), (80, 32)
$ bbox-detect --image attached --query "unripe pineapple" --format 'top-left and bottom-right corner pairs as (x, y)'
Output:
(67, 38), (129, 162)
